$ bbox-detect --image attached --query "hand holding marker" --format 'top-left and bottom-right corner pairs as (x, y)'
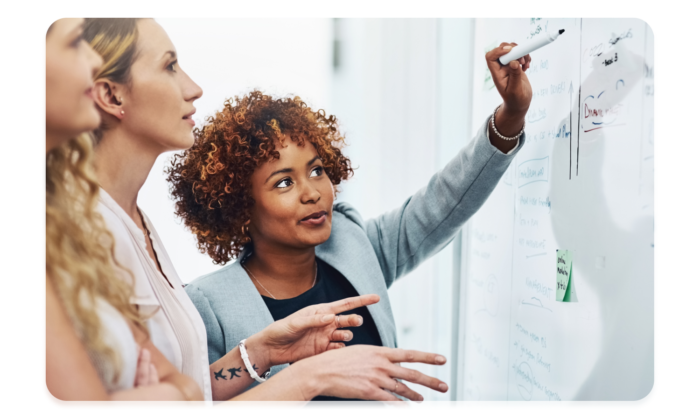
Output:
(499, 29), (565, 65)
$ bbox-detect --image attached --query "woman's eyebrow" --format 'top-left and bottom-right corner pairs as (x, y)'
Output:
(163, 50), (177, 60)
(264, 156), (321, 184)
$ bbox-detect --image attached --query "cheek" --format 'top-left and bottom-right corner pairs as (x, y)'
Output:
(128, 80), (188, 145)
(46, 56), (97, 135)
(254, 193), (299, 232)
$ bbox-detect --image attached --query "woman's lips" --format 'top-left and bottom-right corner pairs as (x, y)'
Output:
(300, 211), (328, 226)
(183, 116), (195, 126)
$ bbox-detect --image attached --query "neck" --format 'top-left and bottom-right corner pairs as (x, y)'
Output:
(41, 130), (60, 160)
(93, 127), (162, 223)
(245, 241), (317, 298)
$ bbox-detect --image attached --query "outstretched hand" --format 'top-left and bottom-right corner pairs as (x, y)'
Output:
(254, 294), (381, 366)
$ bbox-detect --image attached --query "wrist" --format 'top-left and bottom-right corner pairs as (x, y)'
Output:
(289, 358), (323, 400)
(495, 104), (526, 138)
(245, 332), (272, 370)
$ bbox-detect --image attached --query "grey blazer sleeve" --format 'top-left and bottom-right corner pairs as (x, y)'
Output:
(185, 284), (225, 365)
(364, 116), (525, 288)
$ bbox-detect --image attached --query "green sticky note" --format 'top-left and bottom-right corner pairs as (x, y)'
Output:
(556, 250), (573, 302)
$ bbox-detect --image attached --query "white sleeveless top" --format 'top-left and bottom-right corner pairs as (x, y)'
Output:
(86, 298), (139, 392)
(96, 189), (212, 401)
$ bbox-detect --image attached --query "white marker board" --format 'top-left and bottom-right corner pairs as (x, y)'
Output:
(460, 18), (654, 400)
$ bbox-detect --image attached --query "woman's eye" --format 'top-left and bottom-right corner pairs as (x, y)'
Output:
(166, 60), (178, 72)
(70, 35), (82, 48)
(275, 178), (293, 188)
(310, 167), (324, 178)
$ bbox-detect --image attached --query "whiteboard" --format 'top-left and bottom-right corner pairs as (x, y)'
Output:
(460, 18), (654, 401)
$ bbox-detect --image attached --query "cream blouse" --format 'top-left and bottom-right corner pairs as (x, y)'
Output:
(97, 189), (212, 401)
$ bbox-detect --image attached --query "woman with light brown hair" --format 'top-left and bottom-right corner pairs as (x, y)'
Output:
(84, 17), (450, 402)
(46, 17), (203, 401)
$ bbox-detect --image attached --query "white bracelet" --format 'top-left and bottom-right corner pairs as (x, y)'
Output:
(238, 339), (271, 383)
(490, 104), (525, 141)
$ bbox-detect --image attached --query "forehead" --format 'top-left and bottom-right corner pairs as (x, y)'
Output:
(134, 19), (175, 61)
(48, 18), (82, 40)
(271, 138), (317, 165)
(253, 138), (318, 178)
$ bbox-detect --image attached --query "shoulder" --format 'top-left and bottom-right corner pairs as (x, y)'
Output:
(186, 263), (240, 299)
(332, 202), (365, 228)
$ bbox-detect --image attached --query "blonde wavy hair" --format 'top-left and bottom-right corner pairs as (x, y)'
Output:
(46, 134), (144, 386)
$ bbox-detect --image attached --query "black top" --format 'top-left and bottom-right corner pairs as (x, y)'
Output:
(261, 258), (382, 401)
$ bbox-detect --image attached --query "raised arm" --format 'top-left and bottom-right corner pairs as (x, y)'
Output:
(365, 42), (533, 287)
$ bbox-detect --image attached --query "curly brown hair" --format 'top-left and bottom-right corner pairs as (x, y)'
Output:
(167, 90), (354, 265)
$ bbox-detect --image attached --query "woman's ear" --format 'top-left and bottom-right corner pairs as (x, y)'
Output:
(93, 78), (124, 120)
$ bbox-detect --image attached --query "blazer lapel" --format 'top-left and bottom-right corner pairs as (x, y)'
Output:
(316, 212), (398, 348)
(225, 247), (290, 383)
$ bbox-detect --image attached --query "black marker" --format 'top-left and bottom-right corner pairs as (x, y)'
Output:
(499, 29), (565, 65)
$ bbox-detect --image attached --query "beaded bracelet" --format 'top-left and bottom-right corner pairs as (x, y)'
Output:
(490, 104), (525, 141)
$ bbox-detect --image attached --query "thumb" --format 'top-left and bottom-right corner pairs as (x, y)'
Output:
(506, 60), (523, 94)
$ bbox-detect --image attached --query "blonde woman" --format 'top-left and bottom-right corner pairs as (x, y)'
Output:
(86, 17), (449, 402)
(46, 18), (203, 401)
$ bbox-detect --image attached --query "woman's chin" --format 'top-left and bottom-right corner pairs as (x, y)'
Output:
(167, 134), (196, 151)
(299, 227), (332, 247)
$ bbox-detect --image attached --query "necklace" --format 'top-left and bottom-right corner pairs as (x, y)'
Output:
(242, 258), (317, 300)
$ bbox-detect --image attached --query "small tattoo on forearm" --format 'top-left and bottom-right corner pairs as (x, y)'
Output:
(216, 364), (259, 381)
(214, 368), (227, 381)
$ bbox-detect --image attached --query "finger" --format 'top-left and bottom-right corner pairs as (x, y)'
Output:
(289, 313), (336, 331)
(368, 389), (402, 402)
(331, 329), (353, 342)
(135, 348), (151, 387)
(389, 365), (449, 393)
(336, 314), (363, 328)
(485, 43), (516, 65)
(327, 342), (346, 350)
(383, 348), (447, 365)
(506, 60), (524, 94)
(326, 294), (380, 315)
(148, 363), (159, 385)
(380, 378), (424, 402)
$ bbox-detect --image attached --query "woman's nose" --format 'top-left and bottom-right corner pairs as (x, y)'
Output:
(300, 181), (321, 203)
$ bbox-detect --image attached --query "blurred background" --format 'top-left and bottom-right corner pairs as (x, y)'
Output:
(141, 18), (478, 401)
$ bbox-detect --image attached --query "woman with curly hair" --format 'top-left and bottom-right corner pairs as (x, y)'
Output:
(85, 17), (450, 402)
(46, 18), (202, 400)
(168, 45), (532, 401)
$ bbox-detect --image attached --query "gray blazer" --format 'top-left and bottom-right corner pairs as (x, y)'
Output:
(185, 117), (524, 387)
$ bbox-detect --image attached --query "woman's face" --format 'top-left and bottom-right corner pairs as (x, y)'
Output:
(45, 18), (103, 151)
(120, 19), (202, 151)
(248, 138), (335, 251)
